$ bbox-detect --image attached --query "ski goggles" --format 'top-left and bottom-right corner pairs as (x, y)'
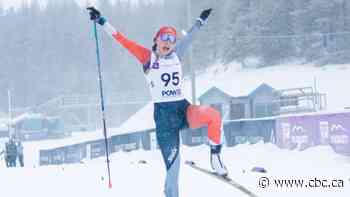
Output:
(159, 33), (176, 43)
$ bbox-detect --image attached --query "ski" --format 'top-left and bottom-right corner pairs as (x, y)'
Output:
(185, 160), (259, 197)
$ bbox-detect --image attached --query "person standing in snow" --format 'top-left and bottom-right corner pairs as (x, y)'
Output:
(17, 140), (24, 167)
(0, 149), (5, 167)
(5, 137), (17, 167)
(87, 7), (228, 197)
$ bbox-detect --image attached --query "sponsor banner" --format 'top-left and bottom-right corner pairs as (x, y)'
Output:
(317, 112), (350, 155)
(140, 129), (157, 150)
(276, 112), (350, 155)
(275, 115), (318, 150)
(39, 150), (51, 166)
(51, 148), (65, 165)
(181, 128), (207, 146)
(64, 145), (83, 163)
(111, 133), (141, 152)
(90, 141), (106, 159)
(224, 119), (275, 147)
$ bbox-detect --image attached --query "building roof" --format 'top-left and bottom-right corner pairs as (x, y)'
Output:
(199, 83), (275, 101)
(248, 83), (275, 97)
(198, 86), (233, 101)
(188, 63), (321, 102)
(11, 113), (43, 124)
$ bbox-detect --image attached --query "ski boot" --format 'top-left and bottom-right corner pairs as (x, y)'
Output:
(210, 144), (228, 177)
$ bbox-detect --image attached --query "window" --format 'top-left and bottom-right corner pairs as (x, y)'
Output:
(280, 96), (298, 107)
(230, 103), (245, 120)
(255, 103), (273, 118)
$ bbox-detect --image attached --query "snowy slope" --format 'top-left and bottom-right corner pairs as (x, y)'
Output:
(1, 142), (350, 197)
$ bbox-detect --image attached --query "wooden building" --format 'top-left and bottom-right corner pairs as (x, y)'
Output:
(198, 83), (326, 120)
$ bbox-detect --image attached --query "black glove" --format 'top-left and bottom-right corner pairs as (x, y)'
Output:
(199, 8), (212, 21)
(87, 7), (106, 25)
(87, 7), (101, 21)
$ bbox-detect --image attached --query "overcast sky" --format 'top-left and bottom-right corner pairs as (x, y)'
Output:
(2, 0), (42, 7)
(0, 0), (102, 9)
(1, 0), (145, 9)
(1, 0), (27, 8)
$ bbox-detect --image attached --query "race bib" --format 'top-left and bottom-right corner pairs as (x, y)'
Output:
(145, 53), (184, 103)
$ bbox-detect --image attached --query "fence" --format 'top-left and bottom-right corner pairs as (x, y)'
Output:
(39, 111), (350, 165)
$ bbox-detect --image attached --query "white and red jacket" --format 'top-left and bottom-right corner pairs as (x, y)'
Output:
(102, 20), (203, 103)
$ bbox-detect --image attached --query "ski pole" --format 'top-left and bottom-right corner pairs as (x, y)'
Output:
(92, 21), (113, 189)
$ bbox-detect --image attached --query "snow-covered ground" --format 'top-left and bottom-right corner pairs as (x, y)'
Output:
(1, 142), (350, 197)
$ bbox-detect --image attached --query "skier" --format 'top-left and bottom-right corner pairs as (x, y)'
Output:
(87, 7), (228, 197)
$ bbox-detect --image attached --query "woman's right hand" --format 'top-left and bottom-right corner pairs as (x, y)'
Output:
(87, 7), (106, 25)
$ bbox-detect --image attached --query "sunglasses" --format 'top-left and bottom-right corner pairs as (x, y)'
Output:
(159, 34), (176, 43)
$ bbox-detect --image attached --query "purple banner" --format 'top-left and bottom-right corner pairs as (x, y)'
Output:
(317, 112), (350, 155)
(276, 115), (319, 150)
(276, 112), (350, 155)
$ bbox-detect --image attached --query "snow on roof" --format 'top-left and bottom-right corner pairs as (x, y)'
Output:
(11, 113), (43, 124)
(38, 103), (155, 150)
(199, 83), (275, 101)
(117, 102), (155, 132)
